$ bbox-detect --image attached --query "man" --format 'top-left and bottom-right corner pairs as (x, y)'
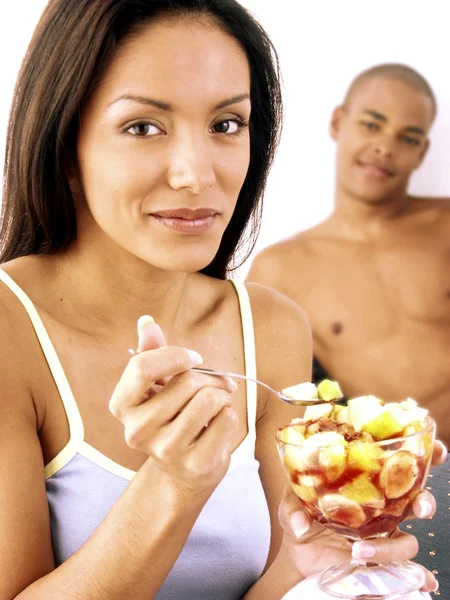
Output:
(247, 64), (450, 447)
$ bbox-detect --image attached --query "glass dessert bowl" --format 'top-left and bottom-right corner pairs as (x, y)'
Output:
(276, 392), (436, 599)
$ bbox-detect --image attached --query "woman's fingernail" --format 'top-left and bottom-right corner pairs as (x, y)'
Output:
(187, 350), (203, 365)
(352, 542), (376, 559)
(439, 443), (448, 461)
(418, 499), (432, 518)
(431, 576), (439, 592)
(290, 511), (309, 538)
(226, 377), (238, 391)
(138, 315), (155, 329)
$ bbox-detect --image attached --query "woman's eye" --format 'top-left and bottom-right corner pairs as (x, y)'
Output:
(212, 120), (240, 134)
(127, 123), (161, 137)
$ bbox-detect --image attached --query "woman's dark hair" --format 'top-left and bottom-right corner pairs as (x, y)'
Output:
(0, 0), (283, 278)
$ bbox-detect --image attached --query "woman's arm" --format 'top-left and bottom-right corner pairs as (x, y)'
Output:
(243, 284), (443, 599)
(1, 313), (237, 600)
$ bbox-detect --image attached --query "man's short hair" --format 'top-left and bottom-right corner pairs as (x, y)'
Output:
(343, 63), (437, 120)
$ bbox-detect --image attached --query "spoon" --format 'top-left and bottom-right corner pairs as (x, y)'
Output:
(128, 349), (331, 406)
(191, 367), (331, 407)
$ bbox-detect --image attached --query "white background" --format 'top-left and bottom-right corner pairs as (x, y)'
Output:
(1, 1), (449, 276)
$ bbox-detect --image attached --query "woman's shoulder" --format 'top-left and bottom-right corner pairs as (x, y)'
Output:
(0, 257), (49, 427)
(243, 280), (312, 393)
(244, 280), (311, 344)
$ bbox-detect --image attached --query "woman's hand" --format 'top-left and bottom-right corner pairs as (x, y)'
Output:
(109, 316), (239, 492)
(278, 439), (447, 594)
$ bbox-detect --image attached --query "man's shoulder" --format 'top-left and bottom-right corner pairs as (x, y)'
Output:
(410, 195), (450, 217)
(254, 223), (331, 262)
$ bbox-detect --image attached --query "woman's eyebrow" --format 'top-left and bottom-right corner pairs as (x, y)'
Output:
(108, 92), (250, 111)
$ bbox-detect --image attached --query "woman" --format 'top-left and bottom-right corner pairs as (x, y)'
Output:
(0, 1), (444, 598)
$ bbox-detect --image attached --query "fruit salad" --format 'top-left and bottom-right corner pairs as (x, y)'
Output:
(276, 391), (435, 540)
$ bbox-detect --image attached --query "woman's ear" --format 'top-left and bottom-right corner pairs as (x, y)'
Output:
(65, 158), (83, 200)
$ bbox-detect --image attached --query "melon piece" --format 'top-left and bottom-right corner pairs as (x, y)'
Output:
(304, 402), (334, 421)
(282, 382), (318, 400)
(363, 409), (405, 440)
(379, 451), (419, 499)
(363, 400), (428, 441)
(347, 396), (384, 432)
(278, 425), (305, 445)
(336, 406), (350, 425)
(317, 379), (343, 401)
(303, 431), (347, 448)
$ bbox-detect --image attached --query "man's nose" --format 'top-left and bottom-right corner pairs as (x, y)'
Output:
(373, 134), (396, 159)
(167, 132), (216, 194)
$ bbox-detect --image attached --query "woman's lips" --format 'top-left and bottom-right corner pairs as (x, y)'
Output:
(149, 208), (218, 234)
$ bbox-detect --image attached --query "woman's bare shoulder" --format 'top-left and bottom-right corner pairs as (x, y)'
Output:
(0, 258), (49, 427)
(245, 281), (312, 389)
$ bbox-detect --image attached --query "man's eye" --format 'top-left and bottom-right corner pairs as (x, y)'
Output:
(127, 123), (161, 137)
(403, 136), (420, 146)
(361, 121), (379, 131)
(212, 120), (240, 134)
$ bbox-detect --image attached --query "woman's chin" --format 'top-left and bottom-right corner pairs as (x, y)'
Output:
(142, 252), (218, 275)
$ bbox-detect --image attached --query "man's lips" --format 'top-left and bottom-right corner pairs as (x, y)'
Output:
(357, 160), (395, 178)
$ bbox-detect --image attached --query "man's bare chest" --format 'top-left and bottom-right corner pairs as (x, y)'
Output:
(285, 240), (450, 348)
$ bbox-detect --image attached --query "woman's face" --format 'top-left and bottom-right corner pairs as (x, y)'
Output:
(75, 16), (251, 272)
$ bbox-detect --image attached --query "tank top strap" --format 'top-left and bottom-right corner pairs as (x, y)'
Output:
(229, 280), (257, 438)
(0, 269), (84, 460)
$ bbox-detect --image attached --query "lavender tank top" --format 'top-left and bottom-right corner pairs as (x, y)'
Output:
(0, 270), (271, 599)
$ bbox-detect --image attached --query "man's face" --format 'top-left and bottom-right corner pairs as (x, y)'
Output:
(331, 76), (434, 203)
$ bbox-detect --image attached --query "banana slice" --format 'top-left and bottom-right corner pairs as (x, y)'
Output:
(319, 494), (367, 528)
(379, 451), (419, 499)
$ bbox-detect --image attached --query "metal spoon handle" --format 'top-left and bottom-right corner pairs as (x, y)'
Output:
(190, 367), (322, 406)
(191, 367), (278, 396)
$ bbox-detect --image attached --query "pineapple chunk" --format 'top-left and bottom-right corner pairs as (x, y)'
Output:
(348, 443), (383, 473)
(339, 473), (385, 509)
(291, 481), (318, 504)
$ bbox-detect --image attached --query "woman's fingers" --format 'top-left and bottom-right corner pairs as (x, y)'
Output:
(421, 567), (440, 593)
(410, 489), (436, 520)
(137, 315), (167, 352)
(185, 404), (240, 473)
(353, 534), (439, 593)
(126, 383), (235, 455)
(431, 440), (447, 466)
(352, 530), (418, 563)
(109, 346), (203, 417)
(278, 485), (312, 539)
